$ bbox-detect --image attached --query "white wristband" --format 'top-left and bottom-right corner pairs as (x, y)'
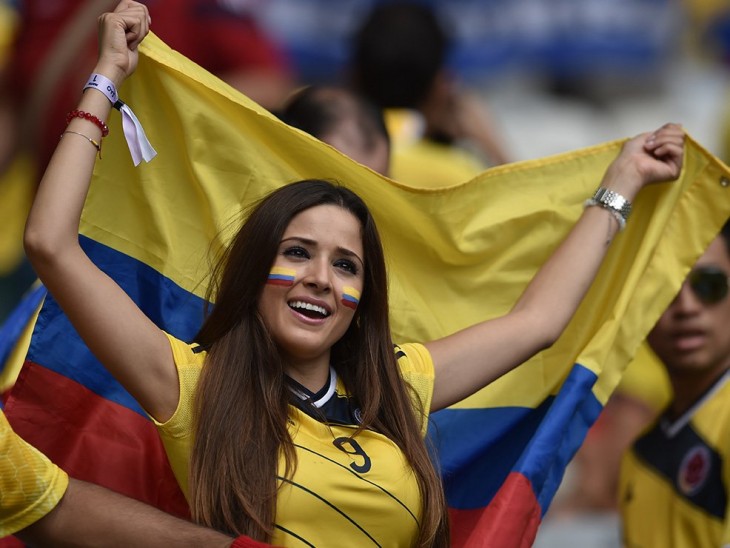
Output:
(84, 73), (121, 108)
(83, 73), (157, 166)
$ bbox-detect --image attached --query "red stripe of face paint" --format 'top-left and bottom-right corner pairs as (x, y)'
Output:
(267, 277), (294, 286)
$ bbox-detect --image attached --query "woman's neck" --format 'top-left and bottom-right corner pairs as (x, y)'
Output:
(284, 355), (332, 393)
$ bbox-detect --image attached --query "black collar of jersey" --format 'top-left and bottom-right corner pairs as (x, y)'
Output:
(286, 368), (363, 427)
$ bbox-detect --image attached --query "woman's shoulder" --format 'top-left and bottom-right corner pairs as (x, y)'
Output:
(394, 342), (435, 430)
(163, 331), (207, 369)
(394, 342), (434, 378)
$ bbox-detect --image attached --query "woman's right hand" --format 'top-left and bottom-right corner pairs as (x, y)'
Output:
(94, 0), (151, 87)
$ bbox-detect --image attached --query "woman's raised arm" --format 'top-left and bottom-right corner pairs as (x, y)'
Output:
(426, 123), (685, 411)
(23, 1), (178, 422)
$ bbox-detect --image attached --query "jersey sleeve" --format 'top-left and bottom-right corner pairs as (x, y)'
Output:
(149, 333), (206, 499)
(394, 342), (435, 435)
(0, 411), (69, 536)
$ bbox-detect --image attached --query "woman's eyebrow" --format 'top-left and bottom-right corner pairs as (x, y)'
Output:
(280, 236), (314, 245)
(280, 237), (364, 266)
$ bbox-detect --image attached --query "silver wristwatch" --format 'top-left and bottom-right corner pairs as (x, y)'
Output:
(591, 187), (631, 224)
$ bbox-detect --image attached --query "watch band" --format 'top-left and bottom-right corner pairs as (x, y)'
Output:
(586, 187), (631, 230)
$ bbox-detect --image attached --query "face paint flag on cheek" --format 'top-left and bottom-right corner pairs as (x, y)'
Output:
(268, 267), (296, 286)
(342, 286), (361, 310)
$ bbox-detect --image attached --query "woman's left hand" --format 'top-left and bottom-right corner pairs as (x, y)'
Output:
(602, 123), (685, 198)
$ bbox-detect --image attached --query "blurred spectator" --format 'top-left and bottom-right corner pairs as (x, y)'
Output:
(620, 221), (730, 547)
(260, 0), (678, 95)
(143, 0), (296, 111)
(278, 85), (391, 176)
(348, 1), (511, 188)
(3, 0), (296, 177)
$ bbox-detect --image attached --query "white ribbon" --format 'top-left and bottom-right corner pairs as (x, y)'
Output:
(117, 100), (157, 166)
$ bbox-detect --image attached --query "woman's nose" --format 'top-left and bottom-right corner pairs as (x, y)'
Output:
(303, 259), (331, 292)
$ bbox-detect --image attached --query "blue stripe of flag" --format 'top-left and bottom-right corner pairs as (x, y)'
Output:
(429, 364), (601, 515)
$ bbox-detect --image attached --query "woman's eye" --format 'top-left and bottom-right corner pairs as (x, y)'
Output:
(283, 246), (309, 259)
(335, 259), (358, 275)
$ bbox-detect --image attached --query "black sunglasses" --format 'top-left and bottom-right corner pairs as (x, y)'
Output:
(688, 266), (730, 304)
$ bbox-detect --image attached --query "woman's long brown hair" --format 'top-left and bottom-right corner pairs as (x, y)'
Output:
(190, 180), (449, 546)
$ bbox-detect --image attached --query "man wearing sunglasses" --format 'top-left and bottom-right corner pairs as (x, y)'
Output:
(619, 220), (730, 547)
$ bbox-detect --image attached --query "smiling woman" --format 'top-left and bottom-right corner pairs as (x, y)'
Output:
(182, 180), (447, 546)
(21, 1), (688, 547)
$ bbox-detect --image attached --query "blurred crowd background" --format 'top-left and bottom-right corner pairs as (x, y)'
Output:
(2, 1), (730, 545)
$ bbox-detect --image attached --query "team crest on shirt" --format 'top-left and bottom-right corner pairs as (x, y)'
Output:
(677, 445), (711, 496)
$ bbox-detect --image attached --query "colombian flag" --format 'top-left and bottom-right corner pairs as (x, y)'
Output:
(4, 33), (730, 546)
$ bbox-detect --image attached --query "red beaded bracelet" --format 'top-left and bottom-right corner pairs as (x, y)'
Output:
(66, 109), (109, 137)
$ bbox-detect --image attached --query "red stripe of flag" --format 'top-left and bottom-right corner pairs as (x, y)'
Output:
(449, 472), (541, 548)
(4, 360), (189, 517)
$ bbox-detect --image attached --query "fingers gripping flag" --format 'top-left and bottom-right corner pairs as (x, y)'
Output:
(4, 33), (730, 546)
